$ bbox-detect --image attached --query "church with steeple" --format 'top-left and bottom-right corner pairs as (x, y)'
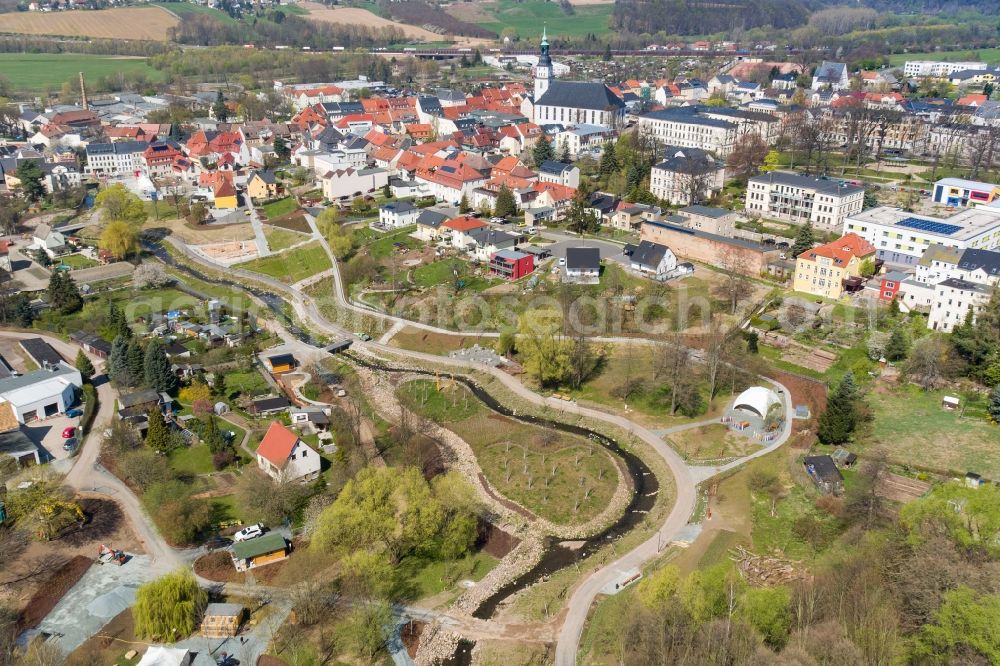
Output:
(529, 29), (626, 128)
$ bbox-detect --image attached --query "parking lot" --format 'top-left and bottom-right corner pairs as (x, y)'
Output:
(2, 242), (51, 293)
(22, 412), (83, 462)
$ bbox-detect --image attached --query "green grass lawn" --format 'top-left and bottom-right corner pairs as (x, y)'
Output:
(264, 226), (310, 253)
(564, 346), (734, 429)
(398, 380), (482, 422)
(168, 443), (215, 476)
(364, 226), (420, 260)
(59, 254), (99, 270)
(33, 287), (202, 337)
(398, 380), (619, 526)
(0, 53), (162, 93)
(867, 384), (1000, 478)
(260, 197), (298, 220)
(211, 493), (252, 526)
(400, 551), (498, 600)
(667, 424), (755, 462)
(152, 1), (237, 23)
(409, 258), (502, 293)
(236, 241), (332, 283)
(225, 370), (271, 398)
(473, 0), (613, 38)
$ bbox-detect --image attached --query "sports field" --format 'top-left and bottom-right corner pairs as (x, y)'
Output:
(0, 53), (163, 93)
(0, 6), (178, 40)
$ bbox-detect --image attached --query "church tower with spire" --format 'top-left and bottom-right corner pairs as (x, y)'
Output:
(534, 27), (552, 100)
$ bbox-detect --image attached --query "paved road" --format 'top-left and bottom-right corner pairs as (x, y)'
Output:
(155, 233), (794, 662)
(0, 330), (182, 572)
(248, 204), (271, 258)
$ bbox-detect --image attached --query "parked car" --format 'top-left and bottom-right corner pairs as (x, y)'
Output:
(233, 524), (265, 542)
(63, 438), (77, 452)
(66, 408), (83, 418)
(355, 331), (372, 341)
(558, 257), (567, 266)
(62, 426), (76, 439)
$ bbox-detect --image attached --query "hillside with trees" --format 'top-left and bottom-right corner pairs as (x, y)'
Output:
(612, 0), (818, 36)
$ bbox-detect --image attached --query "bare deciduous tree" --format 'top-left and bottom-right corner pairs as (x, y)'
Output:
(717, 247), (753, 315)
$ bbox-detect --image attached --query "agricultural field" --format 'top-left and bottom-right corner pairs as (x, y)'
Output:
(0, 7), (178, 41)
(887, 48), (1000, 66)
(0, 53), (163, 93)
(151, 1), (237, 24)
(235, 241), (332, 284)
(301, 2), (444, 41)
(867, 384), (1000, 478)
(398, 380), (621, 526)
(451, 0), (614, 38)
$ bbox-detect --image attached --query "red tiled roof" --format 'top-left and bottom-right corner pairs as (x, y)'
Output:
(443, 215), (487, 232)
(799, 233), (876, 264)
(257, 421), (299, 467)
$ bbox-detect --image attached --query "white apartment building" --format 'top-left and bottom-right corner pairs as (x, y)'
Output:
(637, 107), (777, 158)
(638, 109), (737, 156)
(746, 172), (864, 230)
(84, 141), (147, 176)
(650, 147), (725, 205)
(903, 60), (986, 78)
(844, 206), (1000, 266)
(928, 277), (991, 332)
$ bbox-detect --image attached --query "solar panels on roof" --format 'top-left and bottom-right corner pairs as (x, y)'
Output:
(896, 217), (964, 236)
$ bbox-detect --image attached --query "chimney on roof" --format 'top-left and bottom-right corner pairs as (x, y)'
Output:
(79, 72), (88, 111)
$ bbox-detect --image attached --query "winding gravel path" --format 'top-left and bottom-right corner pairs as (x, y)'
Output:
(157, 234), (795, 664)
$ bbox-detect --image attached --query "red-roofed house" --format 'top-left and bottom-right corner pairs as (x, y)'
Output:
(405, 123), (434, 141)
(143, 142), (184, 178)
(255, 421), (321, 482)
(498, 122), (542, 156)
(334, 114), (375, 134)
(958, 94), (989, 108)
(415, 160), (486, 204)
(793, 233), (876, 299)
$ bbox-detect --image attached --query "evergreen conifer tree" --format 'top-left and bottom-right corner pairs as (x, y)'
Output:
(817, 371), (860, 445)
(599, 144), (619, 178)
(790, 221), (815, 258)
(108, 334), (130, 385)
(75, 350), (95, 382)
(494, 185), (517, 218)
(145, 407), (172, 453)
(533, 135), (554, 165)
(15, 298), (33, 328)
(989, 385), (1000, 422)
(126, 338), (145, 387)
(884, 327), (909, 362)
(144, 339), (177, 394)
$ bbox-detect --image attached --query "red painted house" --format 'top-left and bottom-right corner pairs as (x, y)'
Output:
(489, 249), (534, 280)
(879, 270), (908, 301)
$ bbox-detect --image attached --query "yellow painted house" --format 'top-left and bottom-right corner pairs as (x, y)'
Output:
(247, 170), (281, 202)
(213, 178), (238, 210)
(793, 233), (876, 299)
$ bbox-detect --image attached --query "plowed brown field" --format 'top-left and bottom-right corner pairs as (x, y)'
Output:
(0, 7), (178, 40)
